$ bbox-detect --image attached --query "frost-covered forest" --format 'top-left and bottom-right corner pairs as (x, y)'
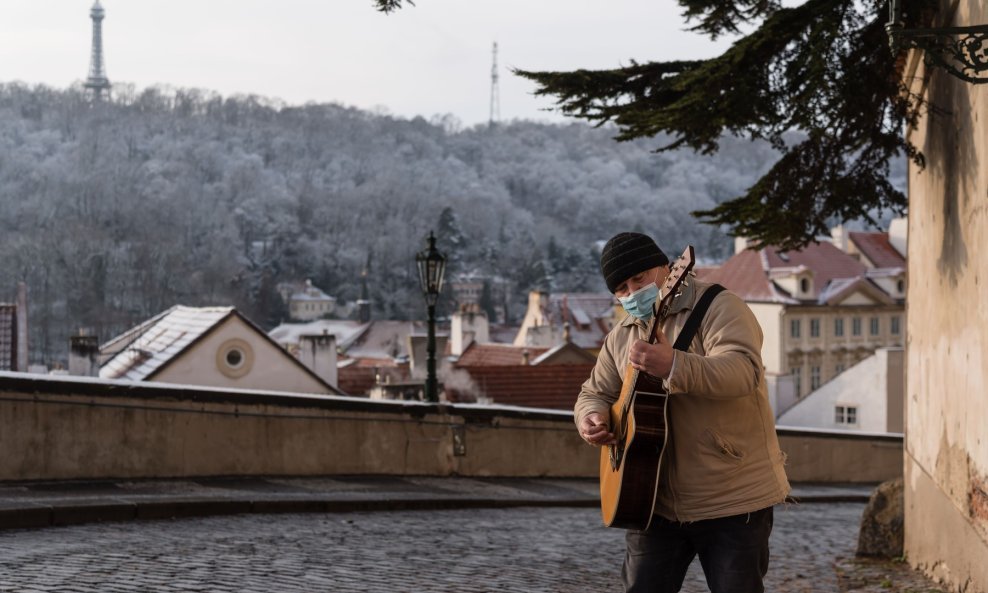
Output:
(0, 82), (783, 364)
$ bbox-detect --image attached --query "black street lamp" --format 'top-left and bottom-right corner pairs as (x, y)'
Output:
(415, 231), (447, 403)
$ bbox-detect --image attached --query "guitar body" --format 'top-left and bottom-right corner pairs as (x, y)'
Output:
(598, 245), (695, 531)
(599, 366), (669, 530)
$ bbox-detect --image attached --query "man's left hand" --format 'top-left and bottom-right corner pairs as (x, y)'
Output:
(629, 329), (674, 379)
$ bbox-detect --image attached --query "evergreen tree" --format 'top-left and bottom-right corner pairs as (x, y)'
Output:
(436, 206), (467, 275)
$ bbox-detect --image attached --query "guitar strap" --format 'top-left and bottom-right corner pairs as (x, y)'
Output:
(672, 284), (726, 352)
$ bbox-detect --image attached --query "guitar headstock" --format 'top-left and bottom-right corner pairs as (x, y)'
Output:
(656, 245), (696, 319)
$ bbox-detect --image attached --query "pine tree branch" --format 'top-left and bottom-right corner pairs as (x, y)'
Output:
(373, 0), (413, 14)
(678, 0), (782, 39)
(516, 0), (925, 248)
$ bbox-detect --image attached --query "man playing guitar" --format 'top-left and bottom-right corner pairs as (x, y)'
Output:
(577, 232), (790, 593)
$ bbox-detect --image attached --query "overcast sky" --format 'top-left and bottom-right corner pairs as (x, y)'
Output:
(2, 0), (734, 126)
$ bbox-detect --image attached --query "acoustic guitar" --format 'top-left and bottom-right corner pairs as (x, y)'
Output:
(599, 245), (695, 530)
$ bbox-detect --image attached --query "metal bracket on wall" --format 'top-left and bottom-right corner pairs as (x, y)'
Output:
(451, 425), (467, 457)
(887, 0), (988, 83)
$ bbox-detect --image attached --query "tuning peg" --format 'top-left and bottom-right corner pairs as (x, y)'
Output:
(689, 271), (696, 277)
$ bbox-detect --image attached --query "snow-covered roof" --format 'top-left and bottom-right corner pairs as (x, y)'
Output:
(100, 306), (234, 381)
(269, 320), (369, 350)
(291, 291), (336, 302)
(269, 319), (445, 360)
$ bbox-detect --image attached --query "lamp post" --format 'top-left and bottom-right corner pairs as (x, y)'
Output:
(415, 231), (447, 403)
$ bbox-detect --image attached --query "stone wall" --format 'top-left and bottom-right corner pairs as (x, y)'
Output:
(1, 372), (901, 484)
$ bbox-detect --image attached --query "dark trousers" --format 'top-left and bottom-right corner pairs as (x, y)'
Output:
(622, 506), (774, 593)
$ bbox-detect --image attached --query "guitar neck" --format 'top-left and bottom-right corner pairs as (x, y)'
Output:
(644, 245), (695, 345)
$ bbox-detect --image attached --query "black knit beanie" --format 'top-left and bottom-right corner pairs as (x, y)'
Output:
(600, 232), (669, 293)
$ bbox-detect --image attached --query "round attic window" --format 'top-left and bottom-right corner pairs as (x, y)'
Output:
(217, 339), (254, 379)
(226, 349), (244, 368)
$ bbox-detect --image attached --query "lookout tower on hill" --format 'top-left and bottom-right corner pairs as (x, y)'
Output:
(84, 0), (111, 100)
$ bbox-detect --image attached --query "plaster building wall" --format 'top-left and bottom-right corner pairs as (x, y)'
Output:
(153, 316), (331, 395)
(781, 305), (904, 398)
(903, 2), (988, 588)
(749, 303), (784, 373)
(777, 348), (903, 433)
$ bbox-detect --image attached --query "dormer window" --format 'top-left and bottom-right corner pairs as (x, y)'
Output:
(897, 279), (905, 293)
(800, 278), (810, 293)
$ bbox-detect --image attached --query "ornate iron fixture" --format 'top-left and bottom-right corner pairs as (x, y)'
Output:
(415, 231), (447, 403)
(886, 0), (988, 83)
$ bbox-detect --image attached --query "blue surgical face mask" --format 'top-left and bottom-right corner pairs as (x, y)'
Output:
(619, 282), (659, 320)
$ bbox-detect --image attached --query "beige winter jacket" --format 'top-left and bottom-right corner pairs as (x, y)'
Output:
(575, 278), (790, 522)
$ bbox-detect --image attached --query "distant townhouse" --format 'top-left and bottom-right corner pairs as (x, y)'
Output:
(0, 304), (16, 371)
(513, 291), (621, 353)
(701, 221), (906, 414)
(277, 279), (337, 321)
(0, 283), (28, 372)
(777, 347), (904, 434)
(448, 273), (510, 324)
(99, 306), (343, 395)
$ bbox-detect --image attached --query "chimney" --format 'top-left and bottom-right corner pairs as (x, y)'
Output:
(16, 282), (28, 371)
(68, 331), (100, 377)
(451, 307), (489, 356)
(830, 224), (848, 253)
(521, 349), (530, 365)
(734, 237), (750, 255)
(407, 333), (449, 379)
(888, 217), (907, 258)
(299, 332), (338, 389)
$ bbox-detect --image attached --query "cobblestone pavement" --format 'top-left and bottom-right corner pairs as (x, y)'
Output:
(0, 502), (870, 592)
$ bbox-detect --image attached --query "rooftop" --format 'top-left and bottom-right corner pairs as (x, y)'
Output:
(100, 306), (235, 381)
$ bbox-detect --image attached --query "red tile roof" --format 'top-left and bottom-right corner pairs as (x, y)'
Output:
(703, 242), (870, 302)
(701, 249), (790, 302)
(763, 243), (867, 296)
(448, 364), (594, 410)
(455, 343), (549, 367)
(337, 366), (377, 396)
(849, 232), (906, 268)
(337, 358), (411, 396)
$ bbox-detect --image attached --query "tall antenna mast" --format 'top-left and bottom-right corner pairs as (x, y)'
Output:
(489, 41), (500, 128)
(84, 0), (111, 100)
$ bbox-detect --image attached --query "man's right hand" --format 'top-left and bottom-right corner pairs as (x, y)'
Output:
(579, 412), (616, 446)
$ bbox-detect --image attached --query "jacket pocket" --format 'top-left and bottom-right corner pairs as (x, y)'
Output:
(700, 428), (744, 469)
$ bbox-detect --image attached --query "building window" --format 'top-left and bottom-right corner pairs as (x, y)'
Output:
(835, 363), (845, 374)
(852, 317), (862, 336)
(834, 318), (844, 337)
(897, 279), (905, 293)
(890, 315), (901, 335)
(217, 339), (254, 379)
(835, 405), (858, 426)
(810, 365), (821, 390)
(810, 318), (820, 338)
(790, 319), (801, 338)
(225, 348), (244, 368)
(791, 366), (802, 396)
(870, 317), (880, 336)
(800, 278), (810, 293)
